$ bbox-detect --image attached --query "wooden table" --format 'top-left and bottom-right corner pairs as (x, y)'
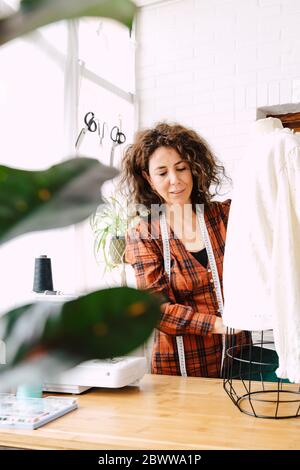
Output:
(0, 374), (299, 450)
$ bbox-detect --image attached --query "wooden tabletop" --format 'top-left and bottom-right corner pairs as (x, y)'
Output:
(0, 374), (299, 450)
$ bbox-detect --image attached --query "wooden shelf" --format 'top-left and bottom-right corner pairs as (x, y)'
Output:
(267, 112), (300, 133)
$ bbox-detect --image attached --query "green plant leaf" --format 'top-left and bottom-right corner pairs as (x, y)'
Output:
(0, 287), (161, 387)
(102, 232), (113, 269)
(0, 157), (118, 244)
(0, 0), (136, 46)
(94, 227), (110, 263)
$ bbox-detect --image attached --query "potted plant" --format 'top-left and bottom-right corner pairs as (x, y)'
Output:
(90, 195), (140, 271)
(0, 0), (161, 390)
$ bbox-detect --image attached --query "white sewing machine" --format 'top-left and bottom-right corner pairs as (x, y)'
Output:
(43, 356), (147, 394)
(34, 293), (148, 394)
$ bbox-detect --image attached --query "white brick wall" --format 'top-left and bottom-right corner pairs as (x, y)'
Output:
(135, 0), (300, 184)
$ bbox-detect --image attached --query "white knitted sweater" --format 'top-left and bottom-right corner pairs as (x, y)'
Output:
(223, 118), (300, 383)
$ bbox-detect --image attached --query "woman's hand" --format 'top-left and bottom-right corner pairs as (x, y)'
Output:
(212, 317), (242, 335)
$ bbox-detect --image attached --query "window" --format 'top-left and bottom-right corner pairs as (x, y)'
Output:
(0, 23), (66, 169)
(77, 17), (135, 169)
(0, 8), (135, 311)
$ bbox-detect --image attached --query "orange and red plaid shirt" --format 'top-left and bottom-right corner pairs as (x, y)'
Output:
(126, 200), (244, 377)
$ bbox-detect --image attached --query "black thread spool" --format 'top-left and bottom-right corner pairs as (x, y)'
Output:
(33, 255), (54, 293)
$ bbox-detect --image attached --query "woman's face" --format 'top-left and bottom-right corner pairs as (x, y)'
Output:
(144, 146), (193, 207)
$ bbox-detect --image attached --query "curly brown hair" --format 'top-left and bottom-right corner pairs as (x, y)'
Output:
(119, 122), (230, 209)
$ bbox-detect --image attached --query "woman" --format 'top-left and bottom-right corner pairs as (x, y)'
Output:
(121, 122), (244, 377)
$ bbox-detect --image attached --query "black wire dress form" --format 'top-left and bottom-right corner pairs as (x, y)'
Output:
(223, 329), (300, 419)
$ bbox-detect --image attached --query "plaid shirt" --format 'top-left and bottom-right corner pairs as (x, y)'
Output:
(126, 200), (245, 377)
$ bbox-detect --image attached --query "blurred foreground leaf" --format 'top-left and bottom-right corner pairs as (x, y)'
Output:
(0, 287), (161, 389)
(0, 157), (118, 244)
(0, 0), (136, 46)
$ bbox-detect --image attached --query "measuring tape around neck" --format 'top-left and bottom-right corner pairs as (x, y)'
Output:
(159, 205), (226, 377)
(196, 205), (226, 370)
(160, 211), (187, 377)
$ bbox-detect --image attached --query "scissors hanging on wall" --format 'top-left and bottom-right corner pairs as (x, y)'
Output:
(75, 112), (98, 150)
(109, 125), (126, 167)
(96, 119), (108, 147)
